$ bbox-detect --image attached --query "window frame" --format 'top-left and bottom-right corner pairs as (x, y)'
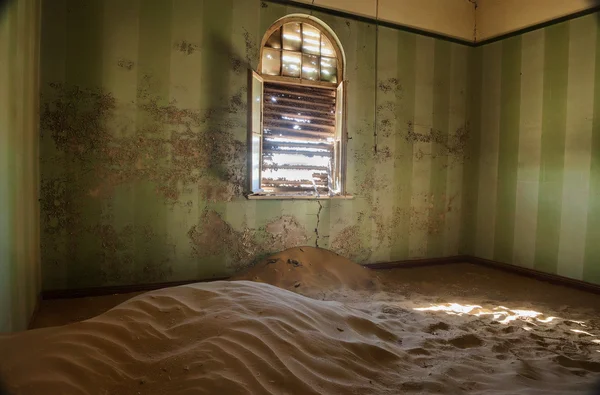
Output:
(247, 15), (350, 200)
(258, 17), (344, 90)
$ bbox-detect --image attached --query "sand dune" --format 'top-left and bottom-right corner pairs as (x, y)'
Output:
(0, 281), (406, 395)
(232, 246), (378, 295)
(1, 247), (599, 394)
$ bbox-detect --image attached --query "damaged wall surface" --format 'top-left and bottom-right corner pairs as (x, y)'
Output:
(461, 13), (600, 286)
(39, 0), (472, 291)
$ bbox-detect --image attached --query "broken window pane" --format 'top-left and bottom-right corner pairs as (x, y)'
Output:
(320, 57), (337, 83)
(262, 48), (281, 76)
(281, 51), (301, 78)
(282, 23), (302, 51)
(302, 54), (319, 81)
(302, 24), (321, 55)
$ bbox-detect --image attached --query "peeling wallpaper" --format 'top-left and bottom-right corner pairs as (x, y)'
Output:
(461, 13), (600, 286)
(0, 0), (42, 332)
(40, 0), (471, 291)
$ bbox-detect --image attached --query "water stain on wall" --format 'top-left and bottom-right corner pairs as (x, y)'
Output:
(405, 120), (470, 164)
(188, 210), (309, 272)
(242, 28), (259, 68)
(331, 221), (372, 262)
(41, 82), (117, 162)
(40, 177), (74, 235)
(40, 76), (251, 285)
(174, 40), (199, 55)
(378, 78), (402, 94)
(41, 78), (248, 204)
(117, 59), (135, 71)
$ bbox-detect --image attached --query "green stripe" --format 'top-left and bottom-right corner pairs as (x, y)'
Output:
(65, 0), (103, 87)
(0, 2), (17, 331)
(353, 21), (377, 262)
(201, 0), (233, 220)
(196, 0), (234, 276)
(337, 20), (376, 262)
(134, 0), (172, 282)
(65, 0), (105, 287)
(493, 36), (522, 264)
(584, 20), (600, 284)
(371, 26), (398, 262)
(534, 23), (570, 274)
(427, 40), (452, 257)
(459, 46), (483, 255)
(390, 31), (416, 261)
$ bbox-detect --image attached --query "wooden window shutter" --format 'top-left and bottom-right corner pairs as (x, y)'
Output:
(248, 70), (264, 193)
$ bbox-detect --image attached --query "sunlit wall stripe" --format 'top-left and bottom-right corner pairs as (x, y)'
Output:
(533, 22), (570, 274)
(557, 16), (596, 280)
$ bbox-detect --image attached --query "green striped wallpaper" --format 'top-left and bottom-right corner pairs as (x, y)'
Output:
(461, 13), (600, 285)
(39, 0), (471, 290)
(0, 0), (42, 332)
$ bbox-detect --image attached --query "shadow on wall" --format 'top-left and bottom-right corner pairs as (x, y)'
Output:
(0, 0), (11, 16)
(38, 17), (262, 286)
(203, 31), (251, 186)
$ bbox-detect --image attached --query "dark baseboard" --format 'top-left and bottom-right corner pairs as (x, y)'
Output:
(364, 255), (467, 270)
(468, 256), (600, 295)
(42, 277), (230, 300)
(41, 255), (600, 300)
(369, 254), (600, 295)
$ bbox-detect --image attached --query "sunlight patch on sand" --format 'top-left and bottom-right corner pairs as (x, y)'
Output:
(414, 303), (560, 325)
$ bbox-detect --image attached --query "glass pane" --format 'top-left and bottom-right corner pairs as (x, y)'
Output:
(282, 23), (302, 51)
(302, 24), (321, 55)
(320, 56), (337, 83)
(265, 27), (282, 49)
(251, 133), (261, 191)
(251, 75), (262, 134)
(302, 54), (319, 81)
(320, 35), (336, 58)
(282, 51), (301, 77)
(262, 48), (281, 76)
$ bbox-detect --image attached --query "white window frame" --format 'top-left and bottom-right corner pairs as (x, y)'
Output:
(247, 15), (350, 200)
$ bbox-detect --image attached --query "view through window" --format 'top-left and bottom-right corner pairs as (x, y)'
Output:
(248, 17), (346, 198)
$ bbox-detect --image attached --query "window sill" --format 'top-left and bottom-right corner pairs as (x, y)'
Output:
(246, 194), (354, 201)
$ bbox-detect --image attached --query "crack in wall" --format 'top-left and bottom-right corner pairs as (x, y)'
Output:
(315, 201), (322, 248)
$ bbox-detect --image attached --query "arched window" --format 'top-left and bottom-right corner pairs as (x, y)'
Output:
(248, 15), (347, 199)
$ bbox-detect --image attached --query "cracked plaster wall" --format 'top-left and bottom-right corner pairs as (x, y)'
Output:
(39, 0), (472, 291)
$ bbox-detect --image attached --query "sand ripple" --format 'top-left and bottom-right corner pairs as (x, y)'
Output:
(1, 247), (599, 394)
(0, 281), (410, 395)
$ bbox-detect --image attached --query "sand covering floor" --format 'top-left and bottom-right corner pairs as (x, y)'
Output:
(2, 247), (600, 394)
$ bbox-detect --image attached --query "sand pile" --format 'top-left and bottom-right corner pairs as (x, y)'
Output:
(0, 281), (405, 395)
(233, 246), (378, 295)
(2, 251), (600, 394)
